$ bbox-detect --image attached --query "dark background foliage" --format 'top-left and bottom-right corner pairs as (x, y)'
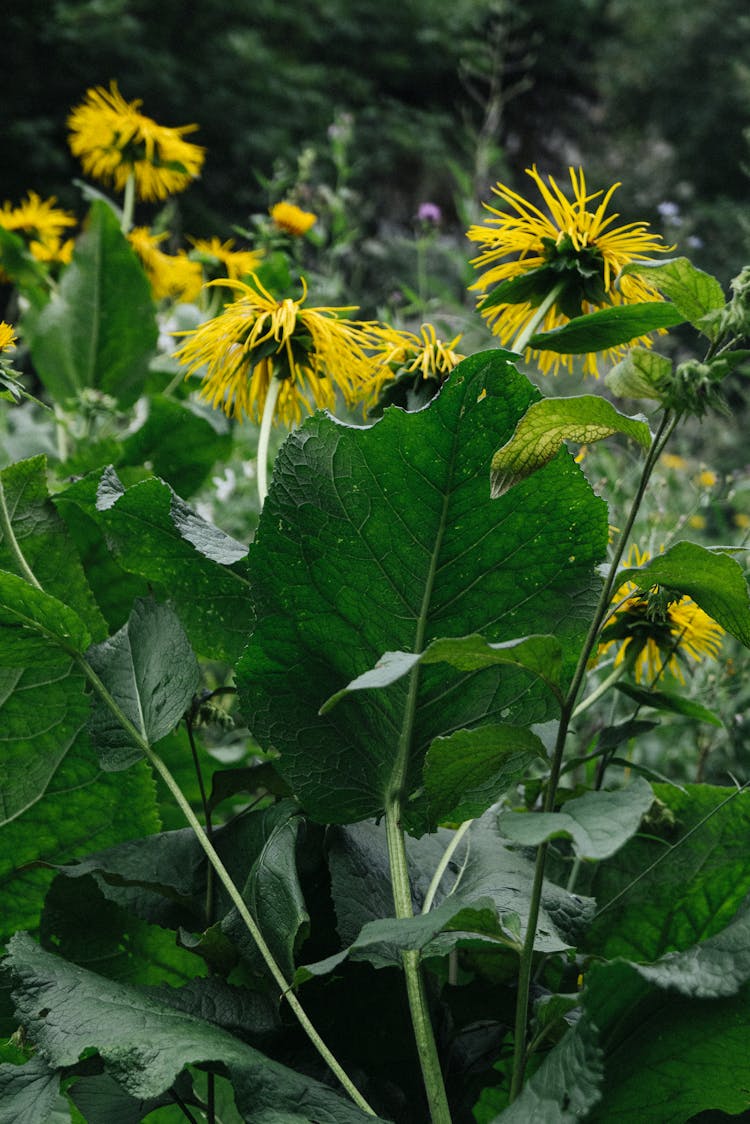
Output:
(4, 0), (748, 280)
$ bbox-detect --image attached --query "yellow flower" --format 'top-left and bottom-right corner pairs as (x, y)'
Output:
(365, 322), (464, 407)
(660, 453), (689, 471)
(270, 201), (317, 237)
(173, 275), (376, 425)
(0, 191), (77, 266)
(0, 321), (17, 353)
(695, 468), (718, 488)
(188, 236), (264, 281)
(67, 82), (204, 202)
(687, 514), (706, 531)
(467, 166), (670, 376)
(598, 545), (723, 684)
(128, 227), (203, 302)
(734, 513), (750, 530)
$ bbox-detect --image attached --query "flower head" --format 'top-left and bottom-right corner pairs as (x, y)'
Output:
(128, 227), (202, 303)
(417, 202), (442, 225)
(188, 236), (264, 282)
(173, 275), (376, 426)
(467, 166), (670, 375)
(67, 82), (204, 202)
(364, 323), (464, 414)
(270, 201), (317, 237)
(0, 191), (77, 267)
(598, 545), (723, 684)
(0, 322), (17, 354)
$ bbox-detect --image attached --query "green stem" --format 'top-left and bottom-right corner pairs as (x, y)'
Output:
(509, 408), (679, 1102)
(421, 819), (473, 915)
(511, 282), (566, 356)
(121, 173), (136, 234)
(571, 663), (626, 719)
(257, 376), (282, 507)
(75, 656), (376, 1118)
(385, 801), (453, 1124)
(0, 479), (43, 589)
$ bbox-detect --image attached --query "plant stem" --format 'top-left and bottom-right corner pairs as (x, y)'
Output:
(421, 819), (473, 915)
(75, 657), (377, 1118)
(121, 173), (136, 234)
(385, 800), (453, 1124)
(511, 283), (565, 356)
(508, 408), (679, 1102)
(257, 376), (282, 507)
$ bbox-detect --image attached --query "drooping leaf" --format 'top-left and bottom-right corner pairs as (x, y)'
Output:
(613, 540), (750, 647)
(321, 633), (564, 714)
(605, 346), (673, 401)
(498, 777), (654, 861)
(237, 351), (608, 827)
(490, 396), (651, 497)
(615, 681), (723, 726)
(528, 301), (684, 353)
(586, 784), (750, 962)
(423, 724), (547, 824)
(68, 1071), (197, 1124)
(6, 933), (379, 1123)
(57, 469), (251, 661)
(618, 257), (726, 334)
(23, 201), (158, 407)
(87, 598), (200, 770)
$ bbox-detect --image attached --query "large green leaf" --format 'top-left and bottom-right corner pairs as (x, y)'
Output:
(237, 351), (608, 826)
(585, 784), (750, 961)
(0, 732), (159, 948)
(498, 777), (654, 861)
(0, 1054), (65, 1124)
(0, 571), (91, 663)
(87, 598), (201, 770)
(0, 456), (106, 639)
(23, 201), (158, 407)
(6, 933), (379, 1123)
(528, 301), (684, 353)
(489, 396), (651, 497)
(605, 346), (673, 401)
(613, 540), (750, 647)
(56, 468), (251, 661)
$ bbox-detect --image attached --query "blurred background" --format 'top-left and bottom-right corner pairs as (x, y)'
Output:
(3, 0), (749, 284)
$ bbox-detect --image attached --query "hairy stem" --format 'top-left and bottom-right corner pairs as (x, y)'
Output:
(257, 376), (282, 506)
(121, 173), (136, 234)
(511, 282), (565, 356)
(385, 800), (453, 1124)
(509, 408), (679, 1101)
(76, 657), (376, 1118)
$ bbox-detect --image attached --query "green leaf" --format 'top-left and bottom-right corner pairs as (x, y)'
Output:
(613, 540), (750, 647)
(0, 1054), (63, 1124)
(584, 959), (750, 1121)
(0, 660), (90, 826)
(87, 598), (201, 769)
(0, 571), (91, 663)
(498, 777), (654, 860)
(477, 267), (557, 311)
(0, 733), (159, 946)
(321, 633), (564, 713)
(119, 395), (232, 498)
(237, 351), (608, 826)
(528, 301), (684, 353)
(490, 396), (651, 497)
(484, 1016), (603, 1123)
(619, 257), (726, 334)
(615, 681), (723, 726)
(0, 226), (49, 300)
(6, 933), (379, 1123)
(23, 201), (158, 407)
(58, 469), (251, 661)
(423, 724), (547, 824)
(586, 784), (750, 961)
(605, 346), (673, 400)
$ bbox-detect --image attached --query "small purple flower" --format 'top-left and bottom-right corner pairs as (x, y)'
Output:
(417, 202), (442, 225)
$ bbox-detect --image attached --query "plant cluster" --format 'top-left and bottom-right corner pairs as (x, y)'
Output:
(1, 82), (750, 1124)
